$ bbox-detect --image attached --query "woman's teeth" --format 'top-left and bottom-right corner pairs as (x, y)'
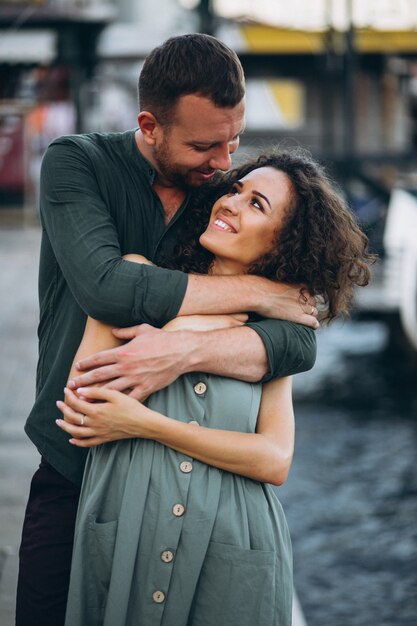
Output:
(214, 218), (234, 232)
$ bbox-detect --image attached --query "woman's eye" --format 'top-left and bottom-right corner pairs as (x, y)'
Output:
(252, 199), (264, 211)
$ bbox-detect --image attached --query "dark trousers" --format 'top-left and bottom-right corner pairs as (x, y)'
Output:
(15, 457), (81, 626)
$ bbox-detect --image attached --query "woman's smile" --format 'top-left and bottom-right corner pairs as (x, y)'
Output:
(211, 216), (237, 233)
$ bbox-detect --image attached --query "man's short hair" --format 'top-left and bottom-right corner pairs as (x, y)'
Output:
(138, 33), (245, 124)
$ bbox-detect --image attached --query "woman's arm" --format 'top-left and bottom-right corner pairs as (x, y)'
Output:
(56, 376), (294, 486)
(66, 254), (154, 386)
(67, 317), (123, 385)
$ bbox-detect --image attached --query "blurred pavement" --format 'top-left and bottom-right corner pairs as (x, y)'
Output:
(0, 223), (40, 626)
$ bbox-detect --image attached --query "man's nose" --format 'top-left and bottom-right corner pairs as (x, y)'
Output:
(209, 144), (232, 172)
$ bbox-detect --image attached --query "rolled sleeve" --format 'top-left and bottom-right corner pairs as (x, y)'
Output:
(132, 265), (188, 326)
(246, 319), (317, 382)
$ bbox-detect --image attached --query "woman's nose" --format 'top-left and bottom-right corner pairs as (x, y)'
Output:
(221, 195), (239, 215)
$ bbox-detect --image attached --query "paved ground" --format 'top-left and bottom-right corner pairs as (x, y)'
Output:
(0, 224), (40, 626)
(0, 223), (307, 626)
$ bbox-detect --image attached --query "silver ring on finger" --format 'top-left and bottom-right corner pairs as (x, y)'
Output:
(80, 414), (86, 426)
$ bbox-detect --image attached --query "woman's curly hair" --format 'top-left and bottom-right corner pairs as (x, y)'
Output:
(161, 148), (376, 322)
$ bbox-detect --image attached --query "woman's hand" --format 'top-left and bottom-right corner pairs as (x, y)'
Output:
(163, 313), (248, 333)
(56, 387), (155, 447)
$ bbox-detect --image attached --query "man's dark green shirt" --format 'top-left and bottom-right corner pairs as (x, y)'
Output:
(25, 130), (316, 485)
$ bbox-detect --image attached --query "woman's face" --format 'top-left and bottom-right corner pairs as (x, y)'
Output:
(200, 166), (293, 274)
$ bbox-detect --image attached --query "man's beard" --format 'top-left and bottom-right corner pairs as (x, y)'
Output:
(154, 136), (222, 190)
(154, 137), (193, 189)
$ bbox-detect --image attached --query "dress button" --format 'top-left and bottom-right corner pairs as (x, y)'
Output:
(194, 382), (207, 395)
(172, 503), (185, 517)
(189, 420), (200, 426)
(179, 461), (193, 473)
(160, 550), (174, 563)
(152, 590), (165, 603)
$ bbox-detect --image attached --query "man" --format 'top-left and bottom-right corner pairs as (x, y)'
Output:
(16, 33), (317, 626)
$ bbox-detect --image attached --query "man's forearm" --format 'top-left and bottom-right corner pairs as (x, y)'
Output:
(178, 274), (262, 316)
(183, 325), (268, 382)
(178, 274), (318, 328)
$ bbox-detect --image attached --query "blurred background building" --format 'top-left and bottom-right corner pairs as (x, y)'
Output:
(2, 0), (417, 348)
(0, 2), (416, 625)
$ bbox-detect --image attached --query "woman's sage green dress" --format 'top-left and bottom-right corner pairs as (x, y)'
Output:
(65, 373), (293, 626)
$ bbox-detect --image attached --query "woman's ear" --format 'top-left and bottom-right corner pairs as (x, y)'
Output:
(138, 111), (159, 145)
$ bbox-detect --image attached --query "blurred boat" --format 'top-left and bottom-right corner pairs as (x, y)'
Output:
(355, 188), (417, 352)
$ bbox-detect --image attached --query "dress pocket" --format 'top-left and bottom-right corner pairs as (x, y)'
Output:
(86, 514), (118, 610)
(189, 541), (279, 626)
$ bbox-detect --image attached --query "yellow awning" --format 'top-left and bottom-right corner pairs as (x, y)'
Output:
(240, 24), (417, 54)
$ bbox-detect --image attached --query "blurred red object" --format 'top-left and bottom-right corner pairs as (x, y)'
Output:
(0, 113), (24, 191)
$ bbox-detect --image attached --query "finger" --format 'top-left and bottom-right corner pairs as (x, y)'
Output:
(113, 323), (155, 339)
(77, 386), (119, 402)
(68, 364), (121, 389)
(75, 347), (120, 371)
(112, 325), (141, 339)
(128, 387), (148, 402)
(301, 304), (318, 317)
(56, 419), (93, 439)
(104, 377), (135, 393)
(56, 400), (85, 425)
(68, 436), (103, 448)
(63, 387), (96, 414)
(231, 314), (249, 322)
(302, 315), (320, 329)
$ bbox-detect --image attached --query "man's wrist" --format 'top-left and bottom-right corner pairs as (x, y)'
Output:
(242, 275), (268, 312)
(174, 329), (205, 375)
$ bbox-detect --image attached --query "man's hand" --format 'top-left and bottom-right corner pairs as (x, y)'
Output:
(68, 324), (194, 401)
(254, 281), (319, 328)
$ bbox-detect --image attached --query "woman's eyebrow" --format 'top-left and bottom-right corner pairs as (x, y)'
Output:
(235, 180), (271, 208)
(253, 190), (271, 209)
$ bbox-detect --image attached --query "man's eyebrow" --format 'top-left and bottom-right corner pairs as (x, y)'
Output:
(190, 140), (216, 147)
(190, 131), (244, 147)
(235, 180), (271, 209)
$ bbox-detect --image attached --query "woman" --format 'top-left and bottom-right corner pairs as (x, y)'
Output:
(57, 149), (374, 626)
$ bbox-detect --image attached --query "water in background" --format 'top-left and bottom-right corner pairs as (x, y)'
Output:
(278, 320), (417, 626)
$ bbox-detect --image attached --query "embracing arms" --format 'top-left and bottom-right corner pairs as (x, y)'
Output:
(61, 310), (294, 485)
(61, 307), (295, 485)
(58, 375), (294, 486)
(44, 140), (316, 396)
(42, 140), (317, 328)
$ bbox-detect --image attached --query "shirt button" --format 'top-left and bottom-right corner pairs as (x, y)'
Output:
(189, 420), (200, 426)
(179, 461), (193, 473)
(172, 503), (185, 517)
(160, 550), (174, 563)
(194, 382), (207, 395)
(152, 590), (165, 603)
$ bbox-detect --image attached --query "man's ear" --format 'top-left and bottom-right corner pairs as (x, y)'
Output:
(138, 111), (159, 145)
